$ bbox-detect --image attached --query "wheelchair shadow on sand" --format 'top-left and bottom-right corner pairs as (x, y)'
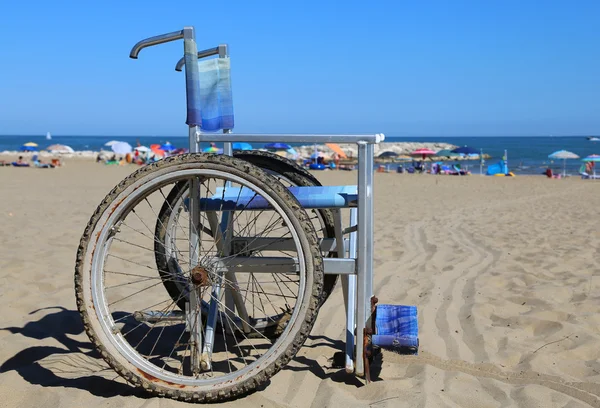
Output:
(0, 306), (381, 399)
(0, 306), (140, 398)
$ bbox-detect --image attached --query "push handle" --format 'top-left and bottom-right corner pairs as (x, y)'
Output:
(129, 30), (185, 59)
(129, 27), (202, 129)
(175, 44), (228, 71)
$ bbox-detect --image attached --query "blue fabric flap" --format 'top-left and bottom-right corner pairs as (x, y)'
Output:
(197, 58), (234, 131)
(372, 304), (419, 354)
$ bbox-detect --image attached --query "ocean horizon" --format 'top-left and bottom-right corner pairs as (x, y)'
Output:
(1, 134), (598, 175)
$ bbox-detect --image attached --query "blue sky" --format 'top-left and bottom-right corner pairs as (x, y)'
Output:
(0, 1), (599, 137)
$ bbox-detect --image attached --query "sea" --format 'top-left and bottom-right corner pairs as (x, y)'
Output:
(1, 134), (598, 175)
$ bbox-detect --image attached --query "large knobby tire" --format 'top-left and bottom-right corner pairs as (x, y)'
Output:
(75, 154), (324, 402)
(154, 150), (338, 314)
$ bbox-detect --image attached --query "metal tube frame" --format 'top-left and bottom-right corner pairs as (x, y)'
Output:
(343, 208), (358, 373)
(175, 45), (228, 71)
(129, 26), (380, 381)
(181, 27), (204, 375)
(191, 132), (384, 145)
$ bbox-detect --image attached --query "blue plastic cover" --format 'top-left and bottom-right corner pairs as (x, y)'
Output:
(372, 304), (419, 354)
(197, 58), (234, 131)
(184, 185), (357, 211)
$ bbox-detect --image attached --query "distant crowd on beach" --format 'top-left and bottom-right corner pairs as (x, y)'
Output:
(95, 141), (356, 171)
(1, 155), (62, 168)
(7, 139), (597, 179)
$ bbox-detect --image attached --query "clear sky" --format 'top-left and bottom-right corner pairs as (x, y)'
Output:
(0, 1), (599, 137)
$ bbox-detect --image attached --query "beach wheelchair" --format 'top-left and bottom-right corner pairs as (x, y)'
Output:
(74, 27), (418, 402)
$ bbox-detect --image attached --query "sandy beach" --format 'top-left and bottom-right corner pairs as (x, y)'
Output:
(1, 160), (599, 408)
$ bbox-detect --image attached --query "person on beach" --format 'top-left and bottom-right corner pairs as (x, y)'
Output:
(332, 152), (340, 169)
(585, 161), (594, 174)
(16, 156), (27, 165)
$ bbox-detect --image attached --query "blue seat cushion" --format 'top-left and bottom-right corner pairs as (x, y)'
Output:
(194, 185), (358, 211)
(372, 304), (419, 354)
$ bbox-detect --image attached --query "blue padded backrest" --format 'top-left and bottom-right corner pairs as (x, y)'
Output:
(197, 58), (234, 131)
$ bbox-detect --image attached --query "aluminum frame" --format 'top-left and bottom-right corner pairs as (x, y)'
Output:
(129, 26), (379, 382)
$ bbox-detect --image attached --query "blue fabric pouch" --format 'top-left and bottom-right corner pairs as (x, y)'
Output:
(197, 58), (234, 131)
(372, 304), (419, 354)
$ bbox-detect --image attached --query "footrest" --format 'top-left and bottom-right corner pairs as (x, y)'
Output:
(372, 304), (418, 355)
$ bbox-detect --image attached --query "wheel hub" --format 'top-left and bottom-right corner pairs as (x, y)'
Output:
(190, 265), (211, 286)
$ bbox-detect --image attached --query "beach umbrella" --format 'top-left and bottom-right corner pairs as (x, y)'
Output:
(232, 142), (253, 151)
(548, 150), (579, 177)
(264, 142), (291, 150)
(134, 146), (151, 153)
(111, 141), (133, 155)
(549, 150), (579, 160)
(104, 140), (121, 147)
(378, 151), (399, 158)
(150, 144), (165, 157)
(452, 145), (479, 155)
(325, 143), (348, 159)
(23, 142), (38, 147)
(20, 145), (37, 151)
(46, 144), (74, 153)
(582, 154), (600, 178)
(160, 142), (176, 151)
(410, 148), (437, 160)
(582, 154), (600, 162)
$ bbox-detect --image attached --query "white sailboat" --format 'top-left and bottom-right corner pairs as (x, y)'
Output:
(46, 132), (52, 140)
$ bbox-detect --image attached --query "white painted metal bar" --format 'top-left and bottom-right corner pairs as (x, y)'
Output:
(220, 214), (237, 332)
(355, 142), (370, 377)
(201, 213), (224, 370)
(191, 131), (385, 145)
(180, 26), (203, 376)
(208, 257), (355, 275)
(174, 44), (228, 71)
(365, 143), (375, 306)
(130, 30), (184, 59)
(345, 208), (358, 373)
(219, 127), (235, 332)
(188, 178), (202, 375)
(134, 310), (186, 323)
(231, 237), (347, 253)
(332, 210), (346, 258)
(334, 208), (355, 373)
(335, 208), (349, 316)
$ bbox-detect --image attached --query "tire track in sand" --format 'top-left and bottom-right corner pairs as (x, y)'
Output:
(446, 225), (511, 403)
(452, 226), (502, 362)
(385, 352), (600, 408)
(406, 220), (447, 408)
(430, 218), (489, 363)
